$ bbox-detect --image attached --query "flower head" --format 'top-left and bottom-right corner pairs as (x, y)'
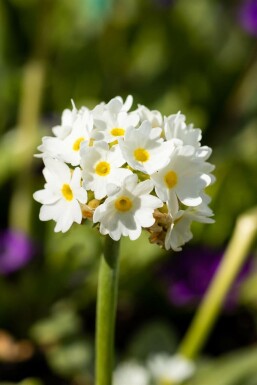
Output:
(34, 96), (215, 250)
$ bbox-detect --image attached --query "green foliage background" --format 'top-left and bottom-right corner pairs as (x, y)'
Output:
(0, 0), (257, 384)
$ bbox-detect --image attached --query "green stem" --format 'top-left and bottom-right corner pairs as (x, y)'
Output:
(95, 236), (121, 385)
(178, 207), (257, 359)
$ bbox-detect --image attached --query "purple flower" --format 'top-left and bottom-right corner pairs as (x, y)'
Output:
(238, 0), (257, 36)
(0, 229), (35, 275)
(161, 247), (252, 309)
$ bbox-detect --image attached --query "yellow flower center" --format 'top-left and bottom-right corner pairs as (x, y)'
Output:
(111, 127), (125, 137)
(164, 170), (178, 189)
(134, 148), (150, 162)
(95, 161), (111, 176)
(61, 184), (73, 201)
(115, 195), (133, 212)
(73, 137), (85, 151)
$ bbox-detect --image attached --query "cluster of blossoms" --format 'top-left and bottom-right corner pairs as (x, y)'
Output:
(34, 95), (215, 251)
(113, 353), (195, 385)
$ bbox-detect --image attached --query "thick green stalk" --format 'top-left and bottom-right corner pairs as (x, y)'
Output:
(95, 236), (121, 385)
(179, 207), (257, 359)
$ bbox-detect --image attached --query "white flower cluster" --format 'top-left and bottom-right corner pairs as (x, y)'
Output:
(113, 353), (195, 385)
(33, 95), (215, 251)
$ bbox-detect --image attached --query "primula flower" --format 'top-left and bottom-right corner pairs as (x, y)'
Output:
(164, 112), (201, 147)
(80, 141), (132, 199)
(93, 175), (162, 241)
(151, 142), (212, 210)
(33, 158), (87, 232)
(135, 104), (163, 128)
(34, 95), (215, 250)
(113, 354), (195, 385)
(119, 121), (172, 174)
(113, 361), (150, 385)
(147, 353), (195, 384)
(93, 96), (139, 143)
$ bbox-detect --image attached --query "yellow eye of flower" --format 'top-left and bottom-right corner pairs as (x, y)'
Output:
(164, 170), (178, 189)
(115, 196), (132, 212)
(73, 137), (85, 151)
(95, 161), (111, 176)
(111, 128), (125, 137)
(61, 184), (73, 201)
(134, 148), (150, 162)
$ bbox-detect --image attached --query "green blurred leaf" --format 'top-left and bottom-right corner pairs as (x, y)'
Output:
(187, 347), (257, 385)
(47, 339), (92, 377)
(30, 302), (82, 345)
(127, 320), (178, 360)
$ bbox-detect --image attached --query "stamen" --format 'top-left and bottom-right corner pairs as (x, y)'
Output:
(61, 184), (73, 201)
(134, 148), (150, 162)
(95, 161), (111, 176)
(164, 170), (178, 189)
(115, 195), (132, 212)
(111, 128), (125, 137)
(73, 137), (85, 151)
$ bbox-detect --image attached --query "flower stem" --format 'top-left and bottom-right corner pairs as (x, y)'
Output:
(178, 207), (257, 359)
(95, 236), (121, 385)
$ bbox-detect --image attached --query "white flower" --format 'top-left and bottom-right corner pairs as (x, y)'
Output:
(165, 196), (214, 251)
(136, 104), (163, 128)
(148, 354), (195, 384)
(36, 106), (94, 165)
(151, 142), (212, 211)
(52, 100), (78, 139)
(80, 141), (132, 199)
(35, 136), (64, 160)
(164, 112), (202, 148)
(113, 362), (150, 385)
(93, 96), (139, 143)
(60, 109), (96, 166)
(93, 174), (163, 241)
(33, 158), (87, 232)
(119, 121), (172, 174)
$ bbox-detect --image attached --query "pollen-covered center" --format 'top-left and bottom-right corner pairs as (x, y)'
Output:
(115, 195), (133, 212)
(61, 184), (73, 201)
(164, 170), (178, 189)
(134, 148), (150, 162)
(111, 127), (125, 137)
(95, 161), (111, 176)
(73, 137), (85, 151)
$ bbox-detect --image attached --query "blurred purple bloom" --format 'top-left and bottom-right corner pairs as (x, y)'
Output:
(161, 247), (252, 309)
(0, 230), (35, 275)
(238, 0), (257, 36)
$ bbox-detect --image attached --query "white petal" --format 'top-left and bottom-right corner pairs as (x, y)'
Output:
(33, 189), (60, 204)
(133, 179), (154, 196)
(44, 158), (71, 183)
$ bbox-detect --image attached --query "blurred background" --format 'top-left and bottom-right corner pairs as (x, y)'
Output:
(0, 0), (257, 384)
